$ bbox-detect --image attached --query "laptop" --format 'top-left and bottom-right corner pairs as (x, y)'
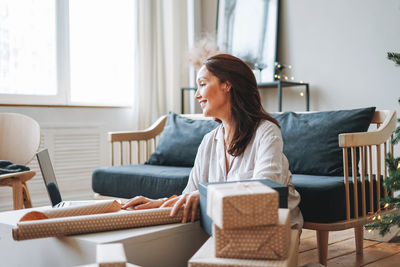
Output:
(36, 149), (90, 208)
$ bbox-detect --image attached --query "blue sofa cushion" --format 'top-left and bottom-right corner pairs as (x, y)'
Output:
(272, 107), (376, 176)
(146, 112), (219, 167)
(92, 164), (192, 199)
(292, 174), (383, 223)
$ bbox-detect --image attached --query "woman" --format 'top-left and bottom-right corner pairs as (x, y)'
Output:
(122, 54), (303, 229)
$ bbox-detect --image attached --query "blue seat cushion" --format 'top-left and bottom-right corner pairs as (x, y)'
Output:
(92, 164), (192, 199)
(292, 174), (383, 223)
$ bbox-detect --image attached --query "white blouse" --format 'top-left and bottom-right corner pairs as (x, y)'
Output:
(182, 120), (303, 229)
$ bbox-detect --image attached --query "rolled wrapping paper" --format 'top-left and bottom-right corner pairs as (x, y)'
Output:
(206, 181), (279, 229)
(13, 207), (199, 241)
(19, 200), (122, 221)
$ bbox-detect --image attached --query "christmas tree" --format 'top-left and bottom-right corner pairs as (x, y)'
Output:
(387, 52), (400, 67)
(364, 52), (400, 236)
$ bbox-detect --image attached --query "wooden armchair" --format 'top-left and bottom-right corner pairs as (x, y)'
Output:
(303, 110), (397, 265)
(0, 113), (40, 210)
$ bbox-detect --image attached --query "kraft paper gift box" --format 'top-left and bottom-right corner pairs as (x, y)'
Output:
(206, 181), (278, 229)
(199, 179), (288, 235)
(214, 209), (290, 260)
(188, 229), (299, 267)
(97, 243), (127, 267)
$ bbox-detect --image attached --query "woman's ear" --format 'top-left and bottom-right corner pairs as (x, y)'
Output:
(224, 81), (232, 93)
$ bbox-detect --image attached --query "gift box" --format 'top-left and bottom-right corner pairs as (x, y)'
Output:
(199, 179), (288, 235)
(214, 209), (290, 260)
(188, 230), (299, 267)
(206, 181), (279, 229)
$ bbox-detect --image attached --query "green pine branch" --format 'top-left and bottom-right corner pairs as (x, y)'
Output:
(364, 52), (400, 237)
(365, 213), (400, 236)
(365, 153), (400, 236)
(388, 52), (400, 66)
(379, 196), (400, 209)
(393, 119), (400, 145)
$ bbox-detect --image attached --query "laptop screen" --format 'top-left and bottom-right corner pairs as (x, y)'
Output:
(36, 149), (62, 206)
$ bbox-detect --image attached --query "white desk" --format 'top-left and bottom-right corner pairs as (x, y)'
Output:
(0, 207), (209, 267)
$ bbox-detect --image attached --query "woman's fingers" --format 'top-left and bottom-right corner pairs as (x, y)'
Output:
(160, 197), (178, 208)
(170, 194), (187, 217)
(182, 195), (193, 223)
(121, 196), (146, 209)
(190, 196), (199, 223)
(133, 202), (153, 210)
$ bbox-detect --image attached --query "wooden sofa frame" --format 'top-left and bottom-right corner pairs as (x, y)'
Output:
(107, 110), (397, 266)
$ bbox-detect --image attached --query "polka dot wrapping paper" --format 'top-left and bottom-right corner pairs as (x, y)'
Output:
(206, 182), (279, 229)
(12, 205), (197, 241)
(214, 209), (290, 260)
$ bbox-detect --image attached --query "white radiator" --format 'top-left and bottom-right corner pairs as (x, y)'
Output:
(0, 124), (107, 211)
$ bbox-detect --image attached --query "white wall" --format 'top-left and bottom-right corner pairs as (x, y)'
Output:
(279, 0), (400, 114)
(0, 106), (137, 135)
(201, 0), (400, 114)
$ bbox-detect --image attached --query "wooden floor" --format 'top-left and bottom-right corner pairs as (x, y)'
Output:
(298, 229), (400, 267)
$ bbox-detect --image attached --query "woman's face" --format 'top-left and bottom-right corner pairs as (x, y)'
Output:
(195, 66), (231, 119)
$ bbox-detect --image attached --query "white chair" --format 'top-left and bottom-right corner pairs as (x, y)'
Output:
(0, 113), (40, 209)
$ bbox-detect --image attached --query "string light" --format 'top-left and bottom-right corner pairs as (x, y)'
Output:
(368, 229), (372, 233)
(384, 203), (390, 209)
(397, 160), (400, 169)
(274, 62), (297, 81)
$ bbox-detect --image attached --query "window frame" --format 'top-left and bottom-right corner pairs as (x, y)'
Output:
(0, 0), (133, 107)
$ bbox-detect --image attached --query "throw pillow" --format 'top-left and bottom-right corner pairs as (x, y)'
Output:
(271, 107), (376, 176)
(146, 112), (219, 167)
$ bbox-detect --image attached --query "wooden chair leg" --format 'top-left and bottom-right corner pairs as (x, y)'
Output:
(12, 179), (24, 210)
(22, 182), (33, 208)
(354, 226), (364, 254)
(316, 230), (329, 266)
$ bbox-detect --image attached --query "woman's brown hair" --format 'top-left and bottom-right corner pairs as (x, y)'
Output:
(204, 54), (279, 157)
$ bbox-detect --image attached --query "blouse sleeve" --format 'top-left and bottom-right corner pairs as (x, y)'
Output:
(252, 124), (289, 185)
(182, 138), (205, 194)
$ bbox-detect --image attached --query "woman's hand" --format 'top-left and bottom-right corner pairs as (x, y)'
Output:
(160, 190), (200, 223)
(121, 196), (164, 210)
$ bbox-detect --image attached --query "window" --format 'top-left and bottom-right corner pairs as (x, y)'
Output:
(0, 0), (135, 106)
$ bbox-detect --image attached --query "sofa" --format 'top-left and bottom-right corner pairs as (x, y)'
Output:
(92, 107), (397, 265)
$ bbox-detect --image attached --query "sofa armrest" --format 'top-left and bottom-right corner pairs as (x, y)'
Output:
(108, 115), (168, 166)
(339, 110), (397, 147)
(108, 115), (168, 143)
(339, 110), (397, 221)
(108, 114), (207, 166)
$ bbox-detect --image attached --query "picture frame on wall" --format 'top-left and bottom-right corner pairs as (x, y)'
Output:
(216, 0), (280, 82)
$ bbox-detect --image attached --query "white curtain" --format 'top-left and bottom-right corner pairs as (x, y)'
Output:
(133, 0), (190, 129)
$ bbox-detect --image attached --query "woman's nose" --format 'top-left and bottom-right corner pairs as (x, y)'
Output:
(195, 88), (201, 99)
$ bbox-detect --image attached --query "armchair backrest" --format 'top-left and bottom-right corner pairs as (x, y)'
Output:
(0, 113), (41, 165)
